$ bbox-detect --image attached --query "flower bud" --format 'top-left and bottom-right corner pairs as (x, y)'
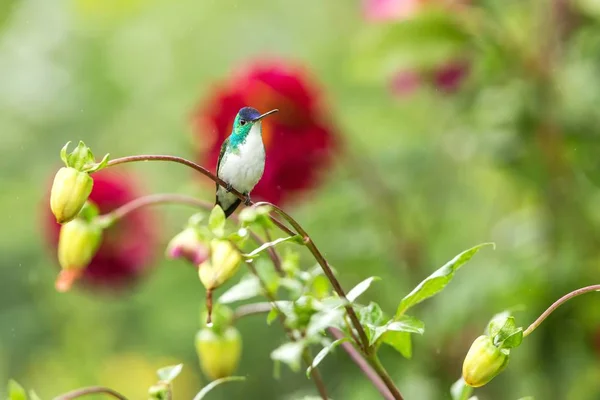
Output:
(462, 335), (509, 387)
(195, 326), (242, 380)
(166, 227), (208, 265)
(198, 240), (242, 291)
(56, 216), (103, 292)
(50, 167), (93, 224)
(148, 382), (169, 400)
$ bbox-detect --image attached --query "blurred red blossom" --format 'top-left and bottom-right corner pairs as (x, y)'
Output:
(44, 170), (159, 290)
(363, 0), (471, 95)
(192, 61), (338, 206)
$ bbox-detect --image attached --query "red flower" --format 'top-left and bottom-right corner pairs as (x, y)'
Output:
(362, 0), (470, 95)
(44, 170), (159, 290)
(192, 61), (338, 206)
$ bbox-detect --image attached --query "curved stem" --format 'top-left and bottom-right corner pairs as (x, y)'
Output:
(99, 193), (211, 226)
(242, 260), (327, 399)
(104, 154), (295, 236)
(367, 354), (404, 400)
(330, 328), (395, 400)
(106, 155), (245, 198)
(523, 284), (600, 337)
(53, 386), (128, 400)
(253, 202), (371, 353)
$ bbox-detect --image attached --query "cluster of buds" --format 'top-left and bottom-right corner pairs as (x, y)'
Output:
(166, 206), (244, 324)
(195, 304), (242, 380)
(462, 312), (524, 387)
(50, 142), (110, 291)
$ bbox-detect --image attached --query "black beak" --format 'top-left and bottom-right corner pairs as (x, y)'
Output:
(252, 109), (279, 122)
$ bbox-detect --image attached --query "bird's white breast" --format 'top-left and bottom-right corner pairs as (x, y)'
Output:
(218, 123), (265, 193)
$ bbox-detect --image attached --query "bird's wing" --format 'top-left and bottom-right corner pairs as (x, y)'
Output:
(216, 137), (229, 191)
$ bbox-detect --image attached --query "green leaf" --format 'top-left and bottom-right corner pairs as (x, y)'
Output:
(192, 376), (246, 400)
(487, 311), (513, 337)
(86, 152), (110, 173)
(306, 338), (351, 377)
(358, 302), (385, 327)
(347, 276), (380, 302)
(396, 243), (493, 317)
(271, 341), (306, 372)
(267, 301), (293, 325)
(369, 315), (425, 345)
(60, 141), (71, 166)
(491, 316), (523, 349)
(381, 330), (412, 359)
(218, 276), (262, 304)
(7, 380), (27, 400)
(238, 205), (273, 229)
(157, 364), (183, 383)
(208, 205), (226, 237)
(242, 235), (302, 258)
(28, 391), (42, 400)
(450, 377), (473, 400)
(306, 308), (346, 337)
(387, 315), (425, 335)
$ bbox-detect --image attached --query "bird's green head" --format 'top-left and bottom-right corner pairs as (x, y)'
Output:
(232, 107), (279, 138)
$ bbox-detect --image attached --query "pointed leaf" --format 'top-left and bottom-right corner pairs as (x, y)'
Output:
(60, 141), (71, 165)
(369, 315), (424, 345)
(208, 205), (226, 237)
(243, 235), (302, 258)
(358, 302), (385, 326)
(306, 308), (346, 337)
(271, 341), (306, 372)
(86, 152), (110, 173)
(192, 376), (246, 400)
(347, 276), (380, 302)
(450, 377), (473, 400)
(218, 276), (262, 304)
(387, 315), (425, 335)
(396, 243), (493, 317)
(306, 338), (351, 377)
(157, 364), (183, 383)
(29, 391), (42, 400)
(7, 380), (27, 400)
(382, 330), (412, 358)
(487, 311), (512, 337)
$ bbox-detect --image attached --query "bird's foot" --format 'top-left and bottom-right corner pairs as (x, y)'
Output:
(225, 183), (233, 193)
(243, 192), (252, 206)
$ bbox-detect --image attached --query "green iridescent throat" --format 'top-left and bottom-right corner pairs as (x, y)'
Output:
(228, 114), (255, 150)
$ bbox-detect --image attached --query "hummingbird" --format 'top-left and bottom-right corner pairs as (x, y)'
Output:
(216, 106), (279, 217)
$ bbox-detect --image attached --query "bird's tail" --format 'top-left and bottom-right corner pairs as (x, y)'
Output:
(216, 195), (242, 218)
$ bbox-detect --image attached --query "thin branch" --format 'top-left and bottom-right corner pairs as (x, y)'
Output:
(53, 386), (128, 400)
(99, 193), (210, 225)
(253, 201), (403, 400)
(243, 260), (328, 400)
(253, 202), (370, 352)
(330, 328), (394, 400)
(523, 284), (600, 337)
(104, 154), (295, 235)
(367, 355), (404, 400)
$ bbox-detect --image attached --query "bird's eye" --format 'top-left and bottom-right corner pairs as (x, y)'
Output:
(239, 119), (247, 126)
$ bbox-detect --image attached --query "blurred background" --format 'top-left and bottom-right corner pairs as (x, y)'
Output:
(2, 0), (600, 398)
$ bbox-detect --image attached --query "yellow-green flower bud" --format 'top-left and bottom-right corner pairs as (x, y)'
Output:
(462, 335), (509, 387)
(198, 240), (242, 290)
(50, 167), (93, 224)
(195, 326), (242, 380)
(56, 217), (102, 292)
(148, 382), (169, 400)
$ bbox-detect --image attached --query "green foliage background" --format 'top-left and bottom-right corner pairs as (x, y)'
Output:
(1, 0), (600, 398)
